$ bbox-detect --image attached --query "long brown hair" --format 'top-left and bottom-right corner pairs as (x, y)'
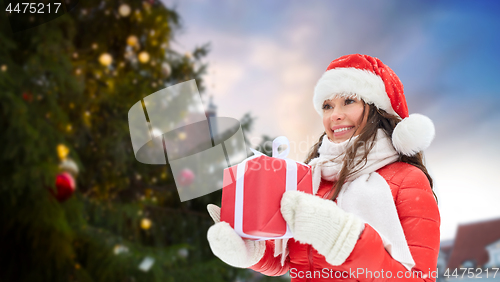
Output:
(304, 103), (437, 202)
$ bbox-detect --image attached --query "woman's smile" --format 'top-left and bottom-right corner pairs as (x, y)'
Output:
(331, 125), (355, 137)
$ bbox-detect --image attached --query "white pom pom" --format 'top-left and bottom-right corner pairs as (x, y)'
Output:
(392, 114), (435, 156)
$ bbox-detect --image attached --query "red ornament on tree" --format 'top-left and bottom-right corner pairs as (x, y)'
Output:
(22, 92), (33, 102)
(178, 168), (194, 186)
(52, 172), (76, 202)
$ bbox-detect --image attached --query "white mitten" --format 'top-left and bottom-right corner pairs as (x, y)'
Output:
(280, 191), (364, 265)
(206, 204), (266, 268)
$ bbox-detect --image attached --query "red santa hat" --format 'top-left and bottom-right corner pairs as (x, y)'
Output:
(313, 54), (435, 156)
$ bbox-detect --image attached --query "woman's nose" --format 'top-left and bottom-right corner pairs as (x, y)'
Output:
(329, 107), (345, 120)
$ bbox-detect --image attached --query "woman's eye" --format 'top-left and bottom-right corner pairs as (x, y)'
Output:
(345, 99), (355, 105)
(322, 103), (332, 110)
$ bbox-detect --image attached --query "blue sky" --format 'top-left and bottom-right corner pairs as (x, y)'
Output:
(164, 0), (500, 240)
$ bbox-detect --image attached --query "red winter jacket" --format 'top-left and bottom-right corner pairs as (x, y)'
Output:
(249, 162), (440, 281)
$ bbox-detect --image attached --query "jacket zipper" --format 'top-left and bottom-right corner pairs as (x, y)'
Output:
(307, 245), (314, 282)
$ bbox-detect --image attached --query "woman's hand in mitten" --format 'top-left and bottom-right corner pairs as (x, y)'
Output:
(280, 191), (364, 265)
(206, 204), (266, 268)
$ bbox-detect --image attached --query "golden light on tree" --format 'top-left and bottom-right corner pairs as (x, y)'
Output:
(140, 218), (152, 230)
(98, 53), (113, 66)
(57, 144), (70, 160)
(118, 4), (131, 17)
(126, 35), (139, 47)
(138, 51), (150, 63)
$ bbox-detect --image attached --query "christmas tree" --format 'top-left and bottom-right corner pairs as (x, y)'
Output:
(0, 0), (284, 281)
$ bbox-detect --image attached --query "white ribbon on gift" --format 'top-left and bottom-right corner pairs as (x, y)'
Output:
(233, 136), (307, 240)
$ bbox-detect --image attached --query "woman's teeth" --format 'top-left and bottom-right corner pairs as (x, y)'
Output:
(334, 127), (353, 133)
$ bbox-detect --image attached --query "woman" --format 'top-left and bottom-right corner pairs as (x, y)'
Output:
(206, 54), (440, 281)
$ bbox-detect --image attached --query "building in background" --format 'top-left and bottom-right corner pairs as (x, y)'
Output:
(437, 218), (500, 281)
(437, 239), (454, 280)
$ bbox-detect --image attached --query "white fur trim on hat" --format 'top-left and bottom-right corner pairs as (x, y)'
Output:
(314, 68), (398, 117)
(392, 114), (435, 156)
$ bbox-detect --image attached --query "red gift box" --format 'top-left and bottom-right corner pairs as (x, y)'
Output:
(220, 153), (313, 240)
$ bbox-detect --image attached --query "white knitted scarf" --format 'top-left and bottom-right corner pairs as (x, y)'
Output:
(274, 129), (415, 270)
(309, 128), (399, 193)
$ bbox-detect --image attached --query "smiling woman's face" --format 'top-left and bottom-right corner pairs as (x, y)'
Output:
(322, 96), (369, 143)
